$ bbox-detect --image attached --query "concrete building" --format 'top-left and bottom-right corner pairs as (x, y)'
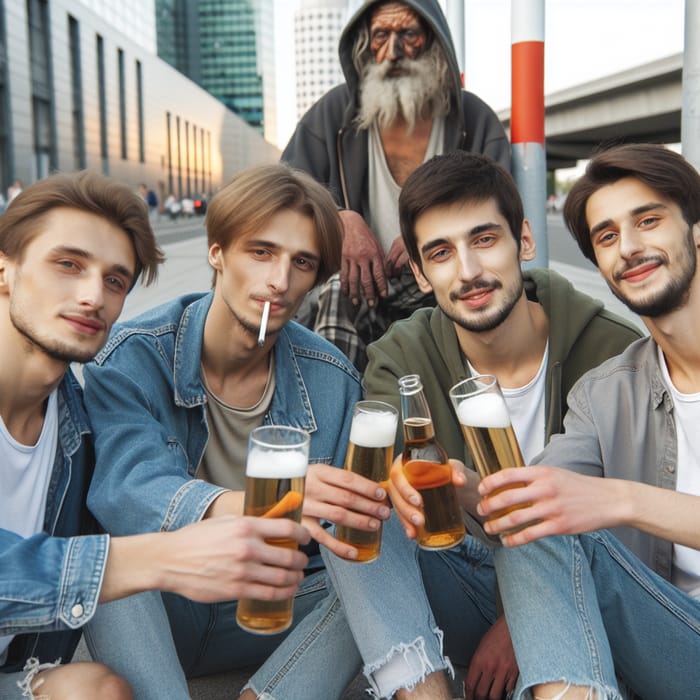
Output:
(0, 0), (278, 204)
(155, 0), (277, 142)
(294, 0), (347, 119)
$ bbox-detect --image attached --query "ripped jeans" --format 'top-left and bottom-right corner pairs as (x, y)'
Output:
(494, 531), (700, 700)
(0, 658), (61, 700)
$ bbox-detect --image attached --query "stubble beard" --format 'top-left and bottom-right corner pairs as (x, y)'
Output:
(609, 227), (697, 318)
(10, 304), (100, 364)
(444, 277), (524, 333)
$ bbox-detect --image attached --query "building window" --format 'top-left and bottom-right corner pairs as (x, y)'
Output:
(96, 34), (108, 174)
(68, 16), (85, 170)
(136, 60), (144, 162)
(118, 48), (127, 159)
(27, 0), (56, 178)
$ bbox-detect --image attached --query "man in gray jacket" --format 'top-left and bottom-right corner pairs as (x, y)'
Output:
(283, 0), (509, 370)
(479, 144), (700, 699)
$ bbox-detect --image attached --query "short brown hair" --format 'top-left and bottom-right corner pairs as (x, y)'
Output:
(0, 170), (164, 286)
(399, 152), (524, 271)
(564, 143), (700, 266)
(205, 163), (342, 285)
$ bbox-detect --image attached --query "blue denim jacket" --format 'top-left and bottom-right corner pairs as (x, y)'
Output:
(83, 293), (361, 547)
(0, 371), (109, 672)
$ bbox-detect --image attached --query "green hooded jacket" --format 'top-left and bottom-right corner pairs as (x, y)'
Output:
(364, 268), (643, 464)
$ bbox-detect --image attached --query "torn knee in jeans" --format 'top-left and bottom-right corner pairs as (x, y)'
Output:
(17, 657), (62, 699)
(534, 681), (618, 700)
(364, 629), (454, 699)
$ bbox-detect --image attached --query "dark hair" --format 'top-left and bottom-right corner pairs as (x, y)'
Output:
(205, 163), (342, 286)
(564, 143), (700, 266)
(399, 151), (523, 269)
(0, 170), (164, 286)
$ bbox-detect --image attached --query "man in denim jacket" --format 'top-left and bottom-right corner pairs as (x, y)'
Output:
(479, 144), (700, 698)
(83, 164), (455, 699)
(1, 173), (313, 699)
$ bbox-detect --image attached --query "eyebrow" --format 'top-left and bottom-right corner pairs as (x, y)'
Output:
(419, 222), (503, 257)
(589, 202), (668, 238)
(50, 245), (135, 283)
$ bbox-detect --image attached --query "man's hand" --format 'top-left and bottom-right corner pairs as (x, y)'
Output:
(384, 235), (410, 278)
(477, 465), (622, 546)
(339, 209), (388, 306)
(102, 516), (310, 604)
(387, 454), (467, 540)
(464, 616), (518, 700)
(302, 463), (391, 559)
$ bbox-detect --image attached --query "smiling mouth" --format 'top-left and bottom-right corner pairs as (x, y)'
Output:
(619, 261), (661, 284)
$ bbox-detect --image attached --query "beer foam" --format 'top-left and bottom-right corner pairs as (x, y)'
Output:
(246, 448), (308, 478)
(350, 411), (397, 448)
(456, 392), (510, 428)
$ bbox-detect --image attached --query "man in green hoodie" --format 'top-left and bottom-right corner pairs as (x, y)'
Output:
(362, 152), (642, 699)
(283, 1), (509, 372)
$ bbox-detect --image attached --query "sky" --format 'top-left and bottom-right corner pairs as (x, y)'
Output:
(273, 0), (686, 149)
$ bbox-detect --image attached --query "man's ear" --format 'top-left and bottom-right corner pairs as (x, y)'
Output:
(208, 243), (223, 272)
(408, 258), (433, 293)
(693, 221), (700, 248)
(0, 253), (11, 294)
(519, 220), (537, 263)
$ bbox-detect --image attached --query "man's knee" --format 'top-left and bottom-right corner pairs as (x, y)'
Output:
(32, 661), (133, 700)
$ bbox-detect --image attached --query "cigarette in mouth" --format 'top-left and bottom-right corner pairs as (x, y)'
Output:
(258, 301), (270, 347)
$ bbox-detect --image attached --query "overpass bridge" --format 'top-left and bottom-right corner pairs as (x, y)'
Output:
(498, 53), (683, 170)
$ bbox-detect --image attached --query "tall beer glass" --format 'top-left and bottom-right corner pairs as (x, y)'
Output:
(236, 425), (309, 635)
(336, 400), (398, 562)
(449, 375), (527, 532)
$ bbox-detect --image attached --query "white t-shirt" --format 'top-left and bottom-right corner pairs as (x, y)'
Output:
(0, 390), (58, 663)
(468, 343), (548, 465)
(368, 118), (444, 254)
(658, 347), (700, 599)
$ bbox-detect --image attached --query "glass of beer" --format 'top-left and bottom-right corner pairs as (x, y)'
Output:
(236, 425), (309, 635)
(335, 400), (398, 562)
(449, 375), (528, 533)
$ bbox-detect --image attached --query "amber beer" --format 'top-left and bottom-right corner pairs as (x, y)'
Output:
(451, 377), (529, 531)
(402, 417), (466, 549)
(336, 402), (398, 562)
(236, 426), (309, 635)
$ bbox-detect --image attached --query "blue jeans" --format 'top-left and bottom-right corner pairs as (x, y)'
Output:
(85, 571), (361, 700)
(0, 671), (24, 699)
(494, 531), (700, 699)
(322, 513), (456, 697)
(418, 535), (498, 666)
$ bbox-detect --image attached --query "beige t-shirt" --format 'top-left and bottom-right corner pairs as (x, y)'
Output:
(196, 358), (276, 490)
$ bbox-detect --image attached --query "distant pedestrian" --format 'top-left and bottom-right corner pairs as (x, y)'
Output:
(138, 183), (159, 222)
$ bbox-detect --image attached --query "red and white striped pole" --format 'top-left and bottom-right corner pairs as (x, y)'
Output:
(511, 0), (548, 268)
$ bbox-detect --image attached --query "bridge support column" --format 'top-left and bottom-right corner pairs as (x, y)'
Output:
(682, 0), (700, 171)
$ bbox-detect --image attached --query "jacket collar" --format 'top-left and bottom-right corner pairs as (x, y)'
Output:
(172, 294), (317, 433)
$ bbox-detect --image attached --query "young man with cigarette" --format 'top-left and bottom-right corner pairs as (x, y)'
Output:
(0, 172), (311, 699)
(82, 163), (455, 699)
(478, 144), (700, 698)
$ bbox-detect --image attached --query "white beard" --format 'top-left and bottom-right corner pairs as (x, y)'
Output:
(355, 46), (450, 132)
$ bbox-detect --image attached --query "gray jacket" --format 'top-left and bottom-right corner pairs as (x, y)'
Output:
(538, 336), (678, 581)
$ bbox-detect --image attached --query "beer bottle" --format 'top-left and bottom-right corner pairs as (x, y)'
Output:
(398, 374), (466, 550)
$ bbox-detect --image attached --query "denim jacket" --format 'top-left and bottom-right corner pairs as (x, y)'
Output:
(83, 292), (361, 543)
(537, 336), (678, 581)
(0, 371), (109, 672)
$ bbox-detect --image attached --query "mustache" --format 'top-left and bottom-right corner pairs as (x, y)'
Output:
(613, 254), (667, 282)
(449, 279), (502, 302)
